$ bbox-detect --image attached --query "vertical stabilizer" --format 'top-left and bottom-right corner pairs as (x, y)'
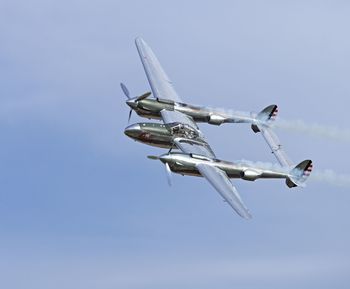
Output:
(286, 160), (313, 188)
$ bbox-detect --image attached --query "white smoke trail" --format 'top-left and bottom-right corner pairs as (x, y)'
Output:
(309, 169), (350, 188)
(207, 106), (350, 142)
(273, 119), (350, 142)
(235, 159), (290, 174)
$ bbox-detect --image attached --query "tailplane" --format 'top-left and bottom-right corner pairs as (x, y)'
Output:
(286, 160), (313, 188)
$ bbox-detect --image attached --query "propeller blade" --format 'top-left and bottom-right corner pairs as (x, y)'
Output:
(147, 155), (159, 160)
(120, 83), (130, 99)
(136, 92), (151, 101)
(128, 109), (132, 123)
(165, 162), (172, 186)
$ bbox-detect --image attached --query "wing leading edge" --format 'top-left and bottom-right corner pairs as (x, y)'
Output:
(196, 163), (252, 219)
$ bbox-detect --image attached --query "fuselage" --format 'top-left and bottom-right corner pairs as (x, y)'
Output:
(124, 122), (206, 149)
(124, 122), (173, 148)
(128, 97), (257, 125)
(159, 153), (290, 181)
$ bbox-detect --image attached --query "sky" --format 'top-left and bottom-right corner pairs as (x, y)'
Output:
(1, 0), (350, 288)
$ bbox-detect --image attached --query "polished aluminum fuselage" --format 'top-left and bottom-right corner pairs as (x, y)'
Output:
(160, 153), (289, 181)
(132, 98), (257, 124)
(124, 122), (173, 148)
(124, 122), (206, 149)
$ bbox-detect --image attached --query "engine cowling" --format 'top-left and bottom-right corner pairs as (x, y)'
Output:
(240, 169), (262, 181)
(208, 114), (226, 125)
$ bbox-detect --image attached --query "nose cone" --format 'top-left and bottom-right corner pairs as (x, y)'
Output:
(126, 99), (137, 109)
(124, 124), (142, 138)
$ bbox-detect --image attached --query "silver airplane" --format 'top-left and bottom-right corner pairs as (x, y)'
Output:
(124, 37), (313, 219)
(122, 37), (278, 132)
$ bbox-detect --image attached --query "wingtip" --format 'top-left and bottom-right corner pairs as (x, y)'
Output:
(241, 211), (253, 220)
(245, 214), (253, 220)
(234, 206), (252, 220)
(135, 36), (145, 45)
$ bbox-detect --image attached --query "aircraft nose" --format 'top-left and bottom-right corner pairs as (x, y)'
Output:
(124, 124), (142, 138)
(126, 99), (137, 109)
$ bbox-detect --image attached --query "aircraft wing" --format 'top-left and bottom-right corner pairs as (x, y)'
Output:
(161, 109), (198, 130)
(135, 37), (183, 103)
(256, 124), (293, 167)
(173, 138), (216, 159)
(196, 163), (251, 219)
(161, 110), (216, 159)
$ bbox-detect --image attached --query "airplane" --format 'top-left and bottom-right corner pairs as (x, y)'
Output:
(123, 37), (313, 219)
(122, 37), (278, 132)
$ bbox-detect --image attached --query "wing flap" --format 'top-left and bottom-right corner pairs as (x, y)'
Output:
(196, 163), (252, 219)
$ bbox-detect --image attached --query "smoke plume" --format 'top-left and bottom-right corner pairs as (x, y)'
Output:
(273, 119), (350, 142)
(310, 169), (350, 188)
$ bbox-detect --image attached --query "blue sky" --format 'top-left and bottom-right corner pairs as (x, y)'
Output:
(1, 1), (350, 288)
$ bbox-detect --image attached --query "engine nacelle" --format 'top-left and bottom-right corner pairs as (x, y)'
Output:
(208, 114), (226, 125)
(240, 169), (262, 181)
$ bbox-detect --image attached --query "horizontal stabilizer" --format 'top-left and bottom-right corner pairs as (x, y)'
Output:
(254, 125), (293, 167)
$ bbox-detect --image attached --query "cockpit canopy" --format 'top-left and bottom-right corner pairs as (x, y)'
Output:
(166, 122), (199, 139)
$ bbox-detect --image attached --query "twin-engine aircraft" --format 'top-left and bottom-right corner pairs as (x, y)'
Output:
(123, 37), (313, 219)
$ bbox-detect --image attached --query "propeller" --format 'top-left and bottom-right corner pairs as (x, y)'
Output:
(135, 92), (151, 102)
(128, 109), (132, 123)
(121, 82), (133, 123)
(165, 162), (172, 186)
(147, 155), (172, 186)
(120, 82), (151, 123)
(147, 155), (159, 160)
(120, 82), (130, 99)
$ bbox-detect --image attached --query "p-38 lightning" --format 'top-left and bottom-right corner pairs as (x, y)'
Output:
(123, 37), (313, 219)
